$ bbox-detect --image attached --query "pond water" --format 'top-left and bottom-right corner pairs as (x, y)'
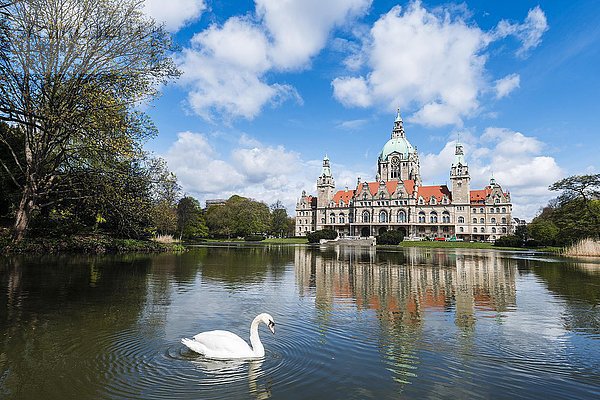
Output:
(1, 245), (599, 399)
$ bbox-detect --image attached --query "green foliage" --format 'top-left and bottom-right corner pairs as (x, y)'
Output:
(177, 196), (208, 240)
(515, 225), (528, 241)
(244, 234), (266, 242)
(151, 200), (178, 236)
(306, 229), (338, 243)
(522, 174), (600, 246)
(377, 230), (405, 245)
(528, 219), (559, 245)
(494, 235), (524, 248)
(0, 0), (179, 241)
(205, 195), (271, 238)
(548, 174), (600, 241)
(270, 206), (289, 237)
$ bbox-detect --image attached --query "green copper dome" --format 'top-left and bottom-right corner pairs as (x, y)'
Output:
(379, 137), (415, 161)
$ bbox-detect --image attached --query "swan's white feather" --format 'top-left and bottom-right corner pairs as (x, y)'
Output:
(181, 313), (274, 360)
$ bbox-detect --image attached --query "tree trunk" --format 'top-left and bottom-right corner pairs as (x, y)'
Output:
(12, 185), (35, 243)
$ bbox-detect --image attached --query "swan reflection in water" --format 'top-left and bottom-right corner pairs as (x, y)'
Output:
(189, 358), (272, 399)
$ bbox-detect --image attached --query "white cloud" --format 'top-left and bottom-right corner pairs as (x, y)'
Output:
(179, 0), (371, 121)
(163, 132), (317, 211)
(144, 0), (206, 32)
(332, 2), (487, 127)
(494, 6), (549, 58)
(332, 1), (548, 127)
(336, 118), (369, 130)
(421, 127), (562, 220)
(494, 73), (520, 99)
(256, 0), (372, 69)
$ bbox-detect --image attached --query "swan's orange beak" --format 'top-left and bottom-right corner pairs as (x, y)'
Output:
(268, 320), (275, 334)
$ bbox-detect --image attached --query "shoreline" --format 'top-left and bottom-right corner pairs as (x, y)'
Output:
(1, 233), (185, 255)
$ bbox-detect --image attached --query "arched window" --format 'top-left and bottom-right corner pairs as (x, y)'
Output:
(481, 227), (485, 233)
(472, 208), (477, 213)
(502, 207), (506, 213)
(418, 212), (426, 223)
(397, 210), (406, 223)
(480, 218), (485, 224)
(379, 210), (388, 223)
(474, 227), (478, 233)
(442, 211), (450, 223)
(495, 198), (500, 204)
(363, 193), (368, 200)
(458, 216), (465, 223)
(491, 217), (496, 224)
(480, 208), (484, 213)
(501, 217), (507, 224)
(492, 227), (496, 233)
(339, 214), (345, 224)
(496, 207), (500, 212)
(473, 218), (477, 223)
(430, 196), (437, 205)
(502, 227), (507, 233)
(330, 214), (336, 224)
(459, 227), (464, 233)
(362, 210), (370, 223)
(490, 208), (494, 213)
(418, 197), (424, 205)
(430, 212), (438, 223)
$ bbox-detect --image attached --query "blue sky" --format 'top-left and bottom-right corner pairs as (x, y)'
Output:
(142, 0), (599, 220)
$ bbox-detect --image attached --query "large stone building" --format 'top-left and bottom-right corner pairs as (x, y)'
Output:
(295, 111), (512, 241)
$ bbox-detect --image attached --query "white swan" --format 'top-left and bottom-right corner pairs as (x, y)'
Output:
(181, 313), (275, 359)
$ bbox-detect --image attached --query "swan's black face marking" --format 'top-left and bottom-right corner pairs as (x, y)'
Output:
(268, 320), (275, 334)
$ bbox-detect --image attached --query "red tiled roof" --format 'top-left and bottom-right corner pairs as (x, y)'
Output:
(417, 185), (451, 202)
(355, 180), (415, 197)
(470, 186), (492, 202)
(332, 189), (354, 204)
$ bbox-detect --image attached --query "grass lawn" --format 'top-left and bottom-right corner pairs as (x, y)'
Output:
(397, 240), (560, 253)
(263, 238), (308, 244)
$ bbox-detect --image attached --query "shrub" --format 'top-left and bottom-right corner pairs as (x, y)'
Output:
(244, 234), (266, 242)
(494, 235), (523, 248)
(377, 230), (404, 245)
(306, 229), (338, 243)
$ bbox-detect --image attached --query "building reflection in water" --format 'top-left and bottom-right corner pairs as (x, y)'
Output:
(294, 246), (517, 385)
(295, 246), (517, 328)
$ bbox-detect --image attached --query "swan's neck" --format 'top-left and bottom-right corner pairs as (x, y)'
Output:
(249, 317), (265, 357)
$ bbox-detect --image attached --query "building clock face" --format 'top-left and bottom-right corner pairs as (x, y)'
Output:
(391, 156), (400, 166)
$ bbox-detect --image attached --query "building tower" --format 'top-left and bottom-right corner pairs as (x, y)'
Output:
(450, 140), (470, 203)
(317, 154), (335, 207)
(377, 110), (420, 182)
(316, 155), (335, 230)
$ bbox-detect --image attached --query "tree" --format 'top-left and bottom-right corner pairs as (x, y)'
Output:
(549, 174), (600, 239)
(270, 201), (289, 238)
(514, 224), (528, 241)
(177, 196), (208, 240)
(306, 229), (337, 243)
(528, 219), (559, 245)
(205, 195), (271, 238)
(0, 0), (179, 241)
(148, 157), (180, 236)
(377, 230), (404, 245)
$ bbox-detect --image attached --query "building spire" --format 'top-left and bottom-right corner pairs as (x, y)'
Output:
(321, 154), (332, 177)
(453, 136), (466, 166)
(392, 108), (405, 139)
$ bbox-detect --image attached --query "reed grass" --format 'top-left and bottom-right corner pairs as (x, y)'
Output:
(152, 234), (179, 244)
(562, 238), (600, 257)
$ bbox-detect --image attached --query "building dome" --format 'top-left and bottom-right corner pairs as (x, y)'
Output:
(379, 137), (415, 161)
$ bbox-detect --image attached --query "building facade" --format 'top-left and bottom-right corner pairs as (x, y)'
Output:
(296, 111), (512, 241)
